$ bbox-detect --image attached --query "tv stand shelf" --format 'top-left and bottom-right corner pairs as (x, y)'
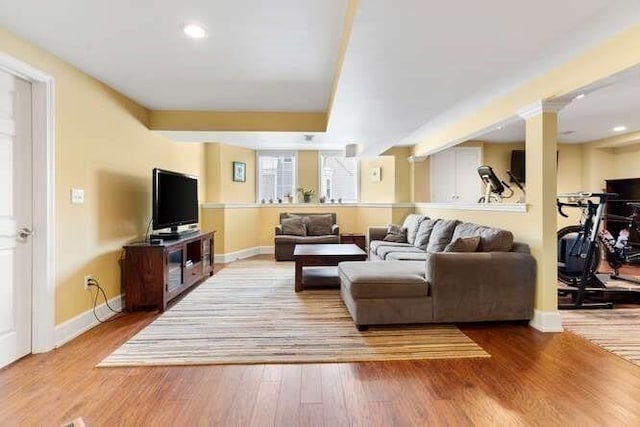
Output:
(123, 231), (215, 311)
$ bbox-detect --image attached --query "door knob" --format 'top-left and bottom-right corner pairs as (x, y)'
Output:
(18, 227), (33, 240)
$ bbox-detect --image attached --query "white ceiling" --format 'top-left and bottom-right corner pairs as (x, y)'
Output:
(477, 64), (640, 144)
(1, 0), (639, 154)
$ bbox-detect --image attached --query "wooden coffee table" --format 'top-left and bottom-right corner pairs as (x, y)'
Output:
(293, 244), (367, 292)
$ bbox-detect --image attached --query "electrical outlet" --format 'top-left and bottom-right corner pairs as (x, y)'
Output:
(83, 275), (93, 290)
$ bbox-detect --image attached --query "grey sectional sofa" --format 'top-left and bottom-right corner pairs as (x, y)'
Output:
(338, 214), (536, 330)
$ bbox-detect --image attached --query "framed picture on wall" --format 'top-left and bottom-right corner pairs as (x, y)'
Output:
(233, 161), (246, 182)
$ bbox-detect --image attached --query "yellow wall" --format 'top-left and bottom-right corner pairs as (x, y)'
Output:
(201, 205), (412, 255)
(204, 143), (256, 202)
(0, 27), (206, 324)
(297, 151), (319, 201)
(360, 156), (396, 202)
(411, 159), (429, 202)
(389, 147), (412, 202)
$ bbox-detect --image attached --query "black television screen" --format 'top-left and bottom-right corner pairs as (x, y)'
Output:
(152, 168), (199, 231)
(510, 150), (525, 184)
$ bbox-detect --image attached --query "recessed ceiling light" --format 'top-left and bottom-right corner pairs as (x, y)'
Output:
(573, 93), (586, 100)
(613, 126), (627, 132)
(183, 23), (206, 39)
(496, 126), (502, 130)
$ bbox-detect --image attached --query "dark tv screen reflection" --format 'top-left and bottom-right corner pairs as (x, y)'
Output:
(152, 168), (198, 230)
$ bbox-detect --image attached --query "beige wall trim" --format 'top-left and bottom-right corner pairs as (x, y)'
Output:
(214, 246), (274, 264)
(54, 295), (122, 347)
(588, 130), (640, 148)
(529, 309), (563, 333)
(202, 202), (416, 209)
(149, 110), (327, 132)
(415, 203), (528, 213)
(517, 100), (569, 119)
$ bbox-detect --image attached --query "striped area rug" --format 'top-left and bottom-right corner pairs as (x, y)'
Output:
(562, 309), (640, 367)
(99, 259), (489, 366)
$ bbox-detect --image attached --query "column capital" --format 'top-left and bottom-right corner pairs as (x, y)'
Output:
(517, 100), (569, 119)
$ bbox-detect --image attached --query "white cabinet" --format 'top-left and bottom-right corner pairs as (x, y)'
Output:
(430, 147), (481, 203)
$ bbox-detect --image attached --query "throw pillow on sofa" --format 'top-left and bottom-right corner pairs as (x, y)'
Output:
(451, 222), (514, 252)
(426, 219), (459, 252)
(281, 216), (306, 236)
(402, 214), (428, 245)
(413, 218), (440, 250)
(306, 214), (333, 236)
(383, 224), (407, 242)
(444, 236), (481, 252)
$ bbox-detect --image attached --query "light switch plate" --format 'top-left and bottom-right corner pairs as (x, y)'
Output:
(71, 188), (84, 204)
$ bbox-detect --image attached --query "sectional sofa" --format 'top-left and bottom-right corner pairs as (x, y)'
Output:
(338, 214), (536, 330)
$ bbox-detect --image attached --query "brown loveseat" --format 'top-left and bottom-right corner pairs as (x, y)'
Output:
(338, 214), (535, 330)
(274, 212), (340, 261)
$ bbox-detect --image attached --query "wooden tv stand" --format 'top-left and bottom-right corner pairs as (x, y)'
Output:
(123, 231), (215, 311)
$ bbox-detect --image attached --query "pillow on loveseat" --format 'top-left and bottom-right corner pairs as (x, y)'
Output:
(306, 214), (333, 236)
(281, 216), (306, 236)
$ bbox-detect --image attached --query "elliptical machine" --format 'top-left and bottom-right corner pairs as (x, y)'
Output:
(477, 165), (525, 203)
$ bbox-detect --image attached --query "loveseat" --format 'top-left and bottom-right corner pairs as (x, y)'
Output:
(274, 212), (340, 261)
(338, 214), (535, 330)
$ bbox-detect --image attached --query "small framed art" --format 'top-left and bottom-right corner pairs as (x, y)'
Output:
(233, 161), (246, 182)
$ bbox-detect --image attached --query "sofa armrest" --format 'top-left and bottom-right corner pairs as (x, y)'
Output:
(275, 224), (283, 235)
(426, 252), (536, 322)
(368, 226), (388, 242)
(332, 224), (340, 236)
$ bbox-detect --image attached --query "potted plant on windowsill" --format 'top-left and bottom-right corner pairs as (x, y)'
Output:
(297, 187), (315, 203)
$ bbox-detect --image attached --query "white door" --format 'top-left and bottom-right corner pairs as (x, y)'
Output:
(0, 70), (33, 368)
(454, 147), (482, 203)
(430, 149), (457, 202)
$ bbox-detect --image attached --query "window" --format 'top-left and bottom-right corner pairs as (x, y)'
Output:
(319, 151), (358, 202)
(257, 151), (296, 202)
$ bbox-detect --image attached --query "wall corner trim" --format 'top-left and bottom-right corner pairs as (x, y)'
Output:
(529, 309), (563, 333)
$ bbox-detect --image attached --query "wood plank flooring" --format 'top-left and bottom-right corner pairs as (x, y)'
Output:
(2, 258), (640, 426)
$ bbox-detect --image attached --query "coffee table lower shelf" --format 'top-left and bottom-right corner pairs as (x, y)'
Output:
(293, 243), (367, 292)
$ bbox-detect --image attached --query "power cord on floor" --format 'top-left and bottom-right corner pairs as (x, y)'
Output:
(87, 278), (124, 323)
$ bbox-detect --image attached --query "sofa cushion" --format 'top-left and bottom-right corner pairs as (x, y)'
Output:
(281, 216), (306, 236)
(339, 261), (428, 298)
(377, 245), (425, 260)
(383, 224), (407, 242)
(451, 222), (514, 252)
(386, 251), (429, 261)
(306, 214), (333, 236)
(370, 240), (413, 256)
(402, 214), (428, 245)
(426, 219), (459, 253)
(444, 236), (480, 253)
(413, 218), (440, 250)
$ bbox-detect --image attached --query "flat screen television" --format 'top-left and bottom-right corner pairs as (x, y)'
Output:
(510, 150), (525, 184)
(152, 168), (199, 238)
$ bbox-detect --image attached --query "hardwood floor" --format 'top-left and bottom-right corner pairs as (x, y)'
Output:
(2, 259), (640, 426)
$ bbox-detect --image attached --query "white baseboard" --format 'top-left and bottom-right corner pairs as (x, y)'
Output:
(54, 294), (123, 347)
(529, 309), (563, 332)
(214, 246), (274, 263)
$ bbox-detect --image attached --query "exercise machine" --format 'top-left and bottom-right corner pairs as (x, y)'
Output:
(477, 165), (513, 203)
(556, 192), (616, 309)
